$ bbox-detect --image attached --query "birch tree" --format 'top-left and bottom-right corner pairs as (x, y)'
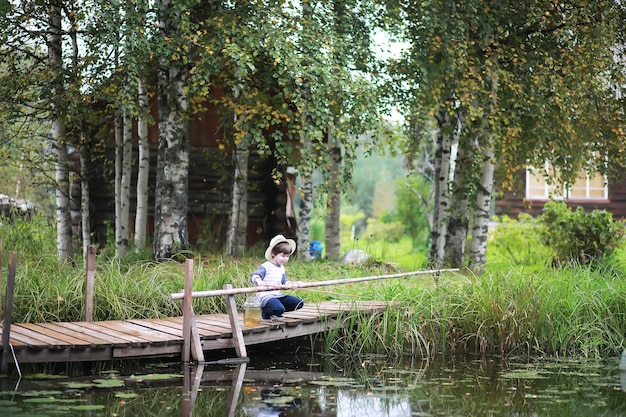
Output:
(48, 1), (73, 262)
(225, 89), (248, 257)
(152, 0), (191, 261)
(134, 78), (150, 249)
(392, 0), (626, 271)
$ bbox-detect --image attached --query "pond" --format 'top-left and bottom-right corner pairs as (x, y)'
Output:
(1, 344), (625, 416)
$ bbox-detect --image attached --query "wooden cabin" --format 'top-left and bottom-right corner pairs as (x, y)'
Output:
(70, 94), (297, 252)
(495, 167), (626, 220)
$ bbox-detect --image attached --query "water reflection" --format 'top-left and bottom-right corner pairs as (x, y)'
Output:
(1, 354), (626, 416)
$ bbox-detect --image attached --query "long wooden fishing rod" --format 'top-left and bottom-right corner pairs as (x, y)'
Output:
(169, 268), (458, 301)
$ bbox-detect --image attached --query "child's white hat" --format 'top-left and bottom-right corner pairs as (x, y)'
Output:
(265, 234), (296, 261)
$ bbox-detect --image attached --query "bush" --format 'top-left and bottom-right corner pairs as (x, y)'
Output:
(362, 218), (405, 242)
(537, 201), (625, 265)
(489, 214), (552, 267)
(0, 214), (56, 260)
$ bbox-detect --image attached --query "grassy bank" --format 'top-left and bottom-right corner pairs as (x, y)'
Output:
(2, 218), (625, 358)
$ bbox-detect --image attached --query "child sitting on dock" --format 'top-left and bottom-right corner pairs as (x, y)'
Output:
(250, 234), (304, 322)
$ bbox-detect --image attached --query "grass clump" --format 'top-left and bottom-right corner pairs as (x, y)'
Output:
(1, 214), (625, 359)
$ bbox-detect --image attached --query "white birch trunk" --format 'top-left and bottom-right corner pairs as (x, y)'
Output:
(53, 125), (72, 262)
(116, 112), (132, 256)
(429, 105), (453, 268)
(226, 142), (248, 257)
(296, 0), (313, 261)
(325, 130), (341, 260)
(48, 3), (72, 262)
(469, 132), (495, 273)
(445, 114), (469, 268)
(297, 175), (313, 260)
(154, 45), (190, 261)
(134, 78), (150, 249)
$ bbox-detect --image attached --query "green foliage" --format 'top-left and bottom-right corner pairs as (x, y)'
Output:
(537, 201), (625, 265)
(489, 214), (552, 268)
(362, 218), (404, 243)
(0, 214), (56, 260)
(394, 175), (431, 251)
(4, 217), (626, 358)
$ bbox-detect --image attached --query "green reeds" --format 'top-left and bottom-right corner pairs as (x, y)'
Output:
(320, 266), (626, 358)
(3, 214), (625, 358)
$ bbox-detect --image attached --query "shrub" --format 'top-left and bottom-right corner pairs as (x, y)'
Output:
(489, 214), (552, 267)
(362, 218), (405, 242)
(537, 201), (625, 265)
(0, 214), (56, 260)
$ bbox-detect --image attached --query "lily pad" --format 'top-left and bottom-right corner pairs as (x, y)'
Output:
(24, 374), (67, 380)
(115, 392), (139, 399)
(22, 397), (61, 403)
(60, 382), (94, 389)
(129, 373), (182, 381)
(93, 378), (125, 388)
(70, 404), (106, 411)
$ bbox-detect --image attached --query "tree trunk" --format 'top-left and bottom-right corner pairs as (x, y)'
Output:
(445, 113), (469, 268)
(468, 131), (495, 273)
(295, 0), (313, 262)
(79, 137), (91, 260)
(116, 111), (132, 256)
(114, 112), (122, 250)
(429, 104), (454, 268)
(297, 175), (313, 261)
(154, 60), (190, 261)
(325, 129), (341, 260)
(48, 2), (72, 262)
(134, 78), (150, 249)
(226, 141), (248, 257)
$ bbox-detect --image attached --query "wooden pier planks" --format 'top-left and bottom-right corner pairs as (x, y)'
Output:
(0, 301), (391, 364)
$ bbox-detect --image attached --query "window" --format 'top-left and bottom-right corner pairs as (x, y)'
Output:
(526, 162), (608, 200)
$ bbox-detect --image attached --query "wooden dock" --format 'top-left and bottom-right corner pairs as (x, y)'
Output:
(0, 300), (391, 365)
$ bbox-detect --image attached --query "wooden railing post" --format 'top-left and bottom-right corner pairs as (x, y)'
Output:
(182, 259), (193, 363)
(224, 284), (247, 359)
(84, 245), (97, 322)
(1, 252), (17, 373)
(181, 259), (204, 363)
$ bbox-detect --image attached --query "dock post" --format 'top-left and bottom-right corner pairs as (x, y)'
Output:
(181, 259), (204, 363)
(224, 284), (247, 358)
(182, 259), (194, 363)
(84, 245), (96, 322)
(1, 252), (17, 373)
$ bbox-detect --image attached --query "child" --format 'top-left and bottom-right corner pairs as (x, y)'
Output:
(250, 234), (304, 321)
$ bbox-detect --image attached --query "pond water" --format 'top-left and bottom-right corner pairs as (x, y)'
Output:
(1, 345), (625, 417)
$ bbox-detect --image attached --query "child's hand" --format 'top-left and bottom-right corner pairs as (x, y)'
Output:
(291, 280), (304, 288)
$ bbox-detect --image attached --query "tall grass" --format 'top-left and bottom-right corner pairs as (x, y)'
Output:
(326, 265), (626, 358)
(2, 215), (625, 358)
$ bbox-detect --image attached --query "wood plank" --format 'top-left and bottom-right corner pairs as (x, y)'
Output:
(1, 331), (39, 348)
(18, 323), (94, 348)
(197, 314), (234, 331)
(7, 325), (69, 349)
(112, 343), (183, 359)
(34, 323), (114, 347)
(128, 319), (186, 338)
(93, 321), (175, 345)
(0, 329), (27, 347)
(165, 317), (228, 339)
(57, 322), (134, 347)
(13, 347), (112, 364)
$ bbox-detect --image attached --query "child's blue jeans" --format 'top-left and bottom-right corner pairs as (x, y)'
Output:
(262, 295), (304, 319)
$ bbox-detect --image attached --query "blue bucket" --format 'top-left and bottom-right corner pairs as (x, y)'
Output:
(310, 240), (322, 259)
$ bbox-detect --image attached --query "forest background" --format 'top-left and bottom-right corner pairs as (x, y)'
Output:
(1, 0), (626, 273)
